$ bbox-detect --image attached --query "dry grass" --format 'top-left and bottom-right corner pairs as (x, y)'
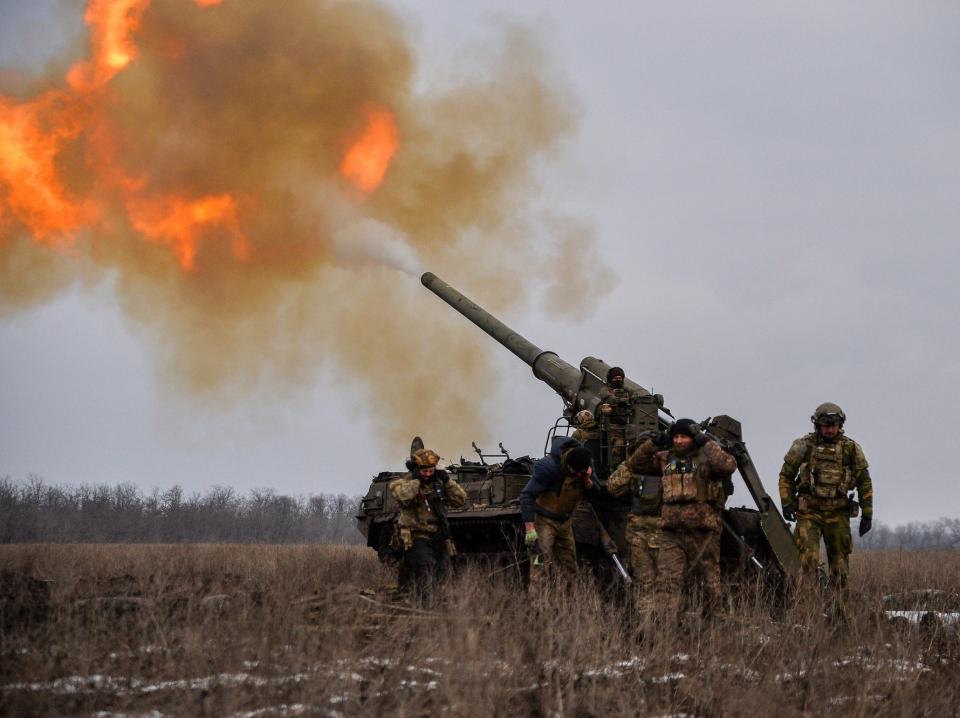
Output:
(2, 544), (959, 717)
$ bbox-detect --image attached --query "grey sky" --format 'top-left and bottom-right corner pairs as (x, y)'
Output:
(1, 1), (958, 525)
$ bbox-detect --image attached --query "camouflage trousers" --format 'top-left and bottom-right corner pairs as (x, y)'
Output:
(529, 514), (577, 589)
(625, 514), (661, 597)
(654, 528), (721, 617)
(794, 506), (852, 618)
(607, 425), (628, 469)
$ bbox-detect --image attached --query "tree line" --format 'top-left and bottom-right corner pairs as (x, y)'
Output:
(2, 475), (957, 550)
(0, 475), (363, 544)
(855, 517), (960, 551)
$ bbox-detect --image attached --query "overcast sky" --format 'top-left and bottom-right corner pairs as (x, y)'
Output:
(1, 1), (958, 526)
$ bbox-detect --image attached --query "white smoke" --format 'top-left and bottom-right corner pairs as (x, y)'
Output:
(295, 178), (421, 276)
(331, 217), (421, 276)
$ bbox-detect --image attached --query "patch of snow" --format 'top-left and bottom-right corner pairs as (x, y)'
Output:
(885, 610), (960, 626)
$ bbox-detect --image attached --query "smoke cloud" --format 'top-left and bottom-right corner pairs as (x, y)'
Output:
(0, 0), (612, 457)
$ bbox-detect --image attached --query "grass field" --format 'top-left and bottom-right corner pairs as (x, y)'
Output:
(2, 544), (959, 717)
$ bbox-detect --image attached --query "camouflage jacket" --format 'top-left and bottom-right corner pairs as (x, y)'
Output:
(572, 419), (601, 444)
(599, 387), (635, 425)
(621, 438), (737, 532)
(778, 433), (872, 518)
(605, 460), (661, 516)
(389, 471), (467, 535)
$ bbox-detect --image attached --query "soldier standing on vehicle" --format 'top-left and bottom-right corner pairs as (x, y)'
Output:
(599, 367), (634, 470)
(572, 409), (603, 473)
(779, 403), (873, 619)
(520, 437), (598, 588)
(604, 459), (662, 605)
(389, 448), (467, 602)
(624, 419), (737, 619)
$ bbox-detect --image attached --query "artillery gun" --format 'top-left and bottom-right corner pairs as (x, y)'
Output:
(357, 272), (799, 589)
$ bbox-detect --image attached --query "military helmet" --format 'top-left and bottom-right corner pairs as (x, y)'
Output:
(811, 402), (846, 426)
(575, 409), (594, 424)
(411, 448), (441, 468)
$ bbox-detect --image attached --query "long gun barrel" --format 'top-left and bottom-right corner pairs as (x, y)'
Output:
(421, 272), (583, 403)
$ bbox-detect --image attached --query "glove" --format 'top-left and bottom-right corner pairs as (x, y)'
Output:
(525, 528), (539, 548)
(652, 431), (670, 448)
(859, 517), (872, 536)
(782, 503), (797, 522)
(693, 431), (708, 448)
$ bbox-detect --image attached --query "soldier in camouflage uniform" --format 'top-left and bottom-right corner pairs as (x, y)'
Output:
(625, 419), (737, 618)
(519, 437), (598, 587)
(389, 448), (467, 600)
(779, 403), (873, 618)
(572, 409), (603, 475)
(571, 410), (600, 445)
(605, 459), (662, 602)
(599, 367), (635, 471)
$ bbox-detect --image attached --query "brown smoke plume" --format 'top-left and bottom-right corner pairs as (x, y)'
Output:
(0, 0), (611, 458)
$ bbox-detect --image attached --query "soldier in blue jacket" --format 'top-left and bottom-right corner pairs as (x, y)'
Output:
(520, 437), (598, 586)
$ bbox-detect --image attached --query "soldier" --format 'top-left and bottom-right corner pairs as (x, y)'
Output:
(571, 409), (600, 444)
(605, 459), (662, 604)
(779, 403), (873, 619)
(520, 437), (598, 586)
(599, 367), (634, 470)
(624, 419), (737, 619)
(571, 409), (603, 476)
(389, 448), (467, 601)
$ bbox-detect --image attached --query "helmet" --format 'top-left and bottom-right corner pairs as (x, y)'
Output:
(575, 410), (594, 424)
(411, 448), (441, 468)
(606, 366), (625, 383)
(811, 402), (846, 426)
(669, 418), (700, 438)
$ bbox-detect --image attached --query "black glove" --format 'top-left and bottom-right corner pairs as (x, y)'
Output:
(693, 431), (708, 448)
(782, 503), (797, 522)
(859, 516), (872, 536)
(652, 431), (670, 448)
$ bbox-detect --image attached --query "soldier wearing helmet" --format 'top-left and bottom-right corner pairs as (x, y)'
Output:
(779, 403), (873, 619)
(610, 418), (737, 620)
(572, 409), (605, 484)
(572, 410), (599, 444)
(389, 448), (467, 601)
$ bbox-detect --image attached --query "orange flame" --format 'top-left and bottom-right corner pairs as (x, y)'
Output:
(68, 0), (152, 93)
(128, 194), (251, 270)
(339, 105), (399, 194)
(0, 93), (98, 244)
